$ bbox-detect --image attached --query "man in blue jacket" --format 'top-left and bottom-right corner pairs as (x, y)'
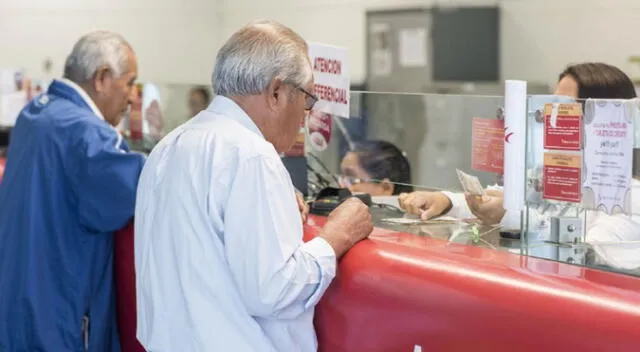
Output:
(0, 30), (145, 351)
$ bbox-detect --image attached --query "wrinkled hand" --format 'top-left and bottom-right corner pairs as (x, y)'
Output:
(321, 197), (373, 257)
(465, 190), (506, 225)
(398, 191), (452, 220)
(327, 198), (373, 243)
(296, 191), (309, 224)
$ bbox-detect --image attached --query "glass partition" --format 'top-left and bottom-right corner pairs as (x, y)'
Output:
(132, 87), (640, 278)
(306, 91), (514, 253)
(306, 91), (640, 278)
(120, 82), (212, 153)
(521, 96), (640, 277)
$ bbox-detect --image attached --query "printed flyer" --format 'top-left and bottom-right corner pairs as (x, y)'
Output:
(582, 100), (633, 214)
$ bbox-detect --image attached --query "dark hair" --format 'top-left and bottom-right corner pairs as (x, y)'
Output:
(190, 86), (211, 104)
(351, 140), (413, 194)
(559, 62), (637, 99)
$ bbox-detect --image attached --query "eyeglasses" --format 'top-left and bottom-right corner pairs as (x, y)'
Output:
(338, 175), (376, 188)
(296, 86), (318, 111)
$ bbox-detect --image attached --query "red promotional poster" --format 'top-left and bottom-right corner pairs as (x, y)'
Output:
(307, 110), (332, 152)
(542, 153), (582, 203)
(543, 103), (582, 151)
(471, 117), (504, 174)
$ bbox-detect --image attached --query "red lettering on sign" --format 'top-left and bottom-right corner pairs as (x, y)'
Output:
(313, 57), (342, 75)
(313, 84), (349, 105)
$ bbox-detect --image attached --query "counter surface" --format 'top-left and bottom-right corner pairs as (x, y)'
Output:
(306, 214), (640, 352)
(114, 213), (640, 351)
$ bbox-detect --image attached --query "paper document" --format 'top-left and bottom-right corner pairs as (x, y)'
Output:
(456, 169), (485, 196)
(398, 28), (427, 67)
(370, 23), (392, 76)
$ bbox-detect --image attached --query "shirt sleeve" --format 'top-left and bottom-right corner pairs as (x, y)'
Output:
(441, 191), (475, 219)
(75, 124), (145, 233)
(223, 154), (336, 320)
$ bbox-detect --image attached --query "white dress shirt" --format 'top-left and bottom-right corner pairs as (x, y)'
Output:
(134, 96), (337, 351)
(442, 179), (640, 270)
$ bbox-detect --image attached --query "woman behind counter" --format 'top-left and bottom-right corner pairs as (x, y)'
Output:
(339, 140), (413, 196)
(399, 62), (640, 270)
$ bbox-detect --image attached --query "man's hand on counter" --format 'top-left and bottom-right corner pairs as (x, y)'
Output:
(398, 191), (452, 220)
(319, 197), (373, 258)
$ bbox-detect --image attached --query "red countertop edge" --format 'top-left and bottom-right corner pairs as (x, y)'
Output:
(306, 214), (640, 351)
(114, 215), (640, 351)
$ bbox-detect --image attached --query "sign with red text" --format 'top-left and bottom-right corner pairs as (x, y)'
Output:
(543, 153), (582, 203)
(308, 42), (350, 118)
(582, 100), (633, 214)
(543, 103), (582, 151)
(471, 117), (504, 174)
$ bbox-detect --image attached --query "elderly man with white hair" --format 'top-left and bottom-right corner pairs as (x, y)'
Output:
(0, 31), (145, 351)
(134, 20), (373, 351)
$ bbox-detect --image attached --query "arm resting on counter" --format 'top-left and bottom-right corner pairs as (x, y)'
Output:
(224, 155), (337, 320)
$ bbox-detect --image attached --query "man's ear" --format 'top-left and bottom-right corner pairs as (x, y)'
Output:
(93, 65), (111, 94)
(265, 78), (286, 111)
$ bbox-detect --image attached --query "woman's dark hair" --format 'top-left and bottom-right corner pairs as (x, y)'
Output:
(351, 140), (413, 194)
(559, 62), (637, 99)
(190, 86), (211, 104)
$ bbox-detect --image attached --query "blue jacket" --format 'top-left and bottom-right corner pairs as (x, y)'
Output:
(0, 80), (145, 351)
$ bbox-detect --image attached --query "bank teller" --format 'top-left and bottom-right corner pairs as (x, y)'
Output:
(339, 140), (413, 196)
(399, 62), (640, 270)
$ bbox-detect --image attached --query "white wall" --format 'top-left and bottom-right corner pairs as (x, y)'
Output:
(218, 0), (640, 86)
(217, 0), (463, 84)
(1, 0), (640, 87)
(0, 0), (219, 84)
(501, 0), (640, 84)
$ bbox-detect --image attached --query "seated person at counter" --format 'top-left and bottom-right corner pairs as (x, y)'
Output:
(134, 21), (373, 351)
(399, 62), (640, 270)
(339, 140), (413, 196)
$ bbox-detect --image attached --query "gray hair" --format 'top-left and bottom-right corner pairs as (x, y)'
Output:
(63, 30), (132, 83)
(212, 20), (312, 97)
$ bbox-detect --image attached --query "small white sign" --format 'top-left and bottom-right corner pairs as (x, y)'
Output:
(0, 91), (27, 127)
(399, 28), (427, 68)
(307, 42), (350, 118)
(370, 23), (392, 77)
(583, 100), (634, 214)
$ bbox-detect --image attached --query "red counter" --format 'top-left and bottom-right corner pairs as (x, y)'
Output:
(115, 215), (640, 351)
(114, 222), (145, 352)
(305, 216), (640, 352)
